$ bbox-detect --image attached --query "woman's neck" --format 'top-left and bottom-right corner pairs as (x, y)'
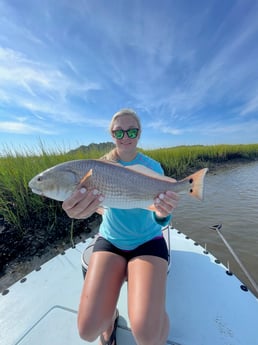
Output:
(117, 150), (138, 162)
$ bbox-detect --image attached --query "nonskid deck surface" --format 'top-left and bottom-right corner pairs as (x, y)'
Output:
(1, 228), (258, 345)
(11, 305), (180, 345)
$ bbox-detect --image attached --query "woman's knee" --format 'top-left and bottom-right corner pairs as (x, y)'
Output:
(78, 309), (118, 342)
(77, 314), (100, 342)
(130, 311), (169, 345)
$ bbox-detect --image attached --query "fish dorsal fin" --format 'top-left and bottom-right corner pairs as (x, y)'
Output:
(125, 164), (176, 182)
(97, 159), (124, 167)
(125, 164), (160, 177)
(99, 159), (170, 179)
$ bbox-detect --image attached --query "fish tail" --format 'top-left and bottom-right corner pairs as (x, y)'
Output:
(186, 168), (208, 200)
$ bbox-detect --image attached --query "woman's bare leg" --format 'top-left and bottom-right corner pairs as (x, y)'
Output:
(77, 251), (126, 342)
(127, 255), (169, 345)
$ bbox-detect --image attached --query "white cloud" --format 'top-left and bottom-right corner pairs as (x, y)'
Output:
(147, 120), (183, 135)
(0, 121), (56, 135)
(0, 47), (100, 96)
(147, 116), (258, 140)
(0, 47), (102, 123)
(240, 93), (258, 116)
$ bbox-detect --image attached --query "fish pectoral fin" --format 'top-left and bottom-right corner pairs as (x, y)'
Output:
(80, 169), (93, 185)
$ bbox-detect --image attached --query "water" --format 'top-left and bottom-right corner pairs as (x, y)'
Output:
(172, 161), (258, 295)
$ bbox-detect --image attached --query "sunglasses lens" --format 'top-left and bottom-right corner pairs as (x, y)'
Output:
(127, 128), (139, 138)
(113, 128), (139, 139)
(113, 129), (124, 139)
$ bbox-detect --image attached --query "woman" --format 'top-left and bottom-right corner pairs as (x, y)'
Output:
(62, 109), (179, 345)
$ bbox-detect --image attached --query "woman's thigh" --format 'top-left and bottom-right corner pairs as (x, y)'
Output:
(78, 251), (127, 337)
(127, 255), (168, 331)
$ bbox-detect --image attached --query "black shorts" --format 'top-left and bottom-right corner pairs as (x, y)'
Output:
(93, 236), (168, 262)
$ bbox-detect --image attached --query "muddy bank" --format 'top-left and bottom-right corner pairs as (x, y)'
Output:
(0, 213), (101, 293)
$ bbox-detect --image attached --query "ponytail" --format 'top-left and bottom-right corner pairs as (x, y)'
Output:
(101, 148), (120, 162)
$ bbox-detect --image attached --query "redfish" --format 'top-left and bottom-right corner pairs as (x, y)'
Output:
(29, 159), (208, 210)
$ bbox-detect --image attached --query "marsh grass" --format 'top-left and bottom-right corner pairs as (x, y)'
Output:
(0, 145), (104, 234)
(0, 143), (257, 233)
(144, 144), (258, 178)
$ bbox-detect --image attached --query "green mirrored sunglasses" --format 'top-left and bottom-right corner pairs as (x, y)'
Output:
(112, 128), (139, 139)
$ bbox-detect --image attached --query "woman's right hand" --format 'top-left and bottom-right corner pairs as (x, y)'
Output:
(62, 187), (105, 219)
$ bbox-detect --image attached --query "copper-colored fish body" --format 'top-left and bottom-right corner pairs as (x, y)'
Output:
(29, 159), (208, 209)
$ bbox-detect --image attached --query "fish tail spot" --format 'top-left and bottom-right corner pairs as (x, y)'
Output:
(188, 168), (208, 200)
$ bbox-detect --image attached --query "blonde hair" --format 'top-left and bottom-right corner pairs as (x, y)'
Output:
(102, 109), (141, 161)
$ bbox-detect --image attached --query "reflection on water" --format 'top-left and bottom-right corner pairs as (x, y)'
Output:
(172, 161), (258, 296)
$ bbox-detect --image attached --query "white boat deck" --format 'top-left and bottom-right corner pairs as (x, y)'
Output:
(1, 228), (258, 345)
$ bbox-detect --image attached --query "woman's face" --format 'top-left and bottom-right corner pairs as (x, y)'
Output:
(111, 115), (140, 159)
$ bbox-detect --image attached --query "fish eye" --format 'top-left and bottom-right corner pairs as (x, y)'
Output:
(37, 176), (43, 182)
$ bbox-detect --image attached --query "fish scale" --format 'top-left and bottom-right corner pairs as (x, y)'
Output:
(29, 159), (208, 209)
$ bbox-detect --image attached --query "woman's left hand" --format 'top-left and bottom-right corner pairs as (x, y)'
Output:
(154, 191), (180, 218)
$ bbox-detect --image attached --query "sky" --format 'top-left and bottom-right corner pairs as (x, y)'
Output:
(0, 0), (258, 154)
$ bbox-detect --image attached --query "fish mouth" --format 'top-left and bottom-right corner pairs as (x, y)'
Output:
(31, 188), (45, 196)
(28, 179), (44, 196)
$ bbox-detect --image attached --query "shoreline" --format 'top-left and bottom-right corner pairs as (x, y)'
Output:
(0, 217), (101, 294)
(0, 158), (256, 294)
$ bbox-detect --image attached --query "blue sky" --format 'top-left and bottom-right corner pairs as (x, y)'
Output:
(0, 0), (258, 154)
